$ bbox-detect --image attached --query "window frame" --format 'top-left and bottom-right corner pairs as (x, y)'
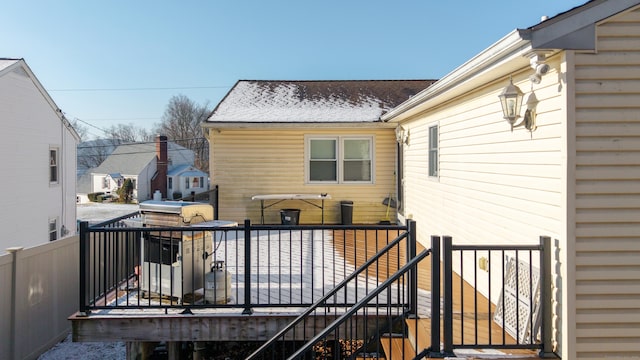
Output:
(49, 147), (59, 184)
(49, 218), (57, 242)
(305, 135), (374, 184)
(428, 124), (439, 178)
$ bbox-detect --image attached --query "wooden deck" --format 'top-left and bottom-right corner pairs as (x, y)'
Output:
(334, 230), (539, 358)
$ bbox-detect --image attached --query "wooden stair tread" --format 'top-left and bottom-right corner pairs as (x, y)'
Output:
(380, 335), (416, 360)
(405, 318), (431, 353)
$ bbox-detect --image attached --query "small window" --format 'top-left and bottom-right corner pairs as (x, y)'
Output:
(49, 218), (57, 242)
(200, 177), (204, 188)
(185, 177), (190, 189)
(103, 177), (109, 189)
(192, 177), (199, 188)
(428, 125), (438, 177)
(168, 178), (173, 189)
(49, 149), (59, 183)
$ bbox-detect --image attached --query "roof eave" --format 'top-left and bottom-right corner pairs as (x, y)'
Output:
(382, 30), (531, 122)
(202, 121), (397, 129)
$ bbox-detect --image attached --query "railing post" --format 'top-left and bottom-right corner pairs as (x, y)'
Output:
(407, 219), (417, 316)
(430, 236), (441, 355)
(211, 185), (219, 220)
(242, 219), (253, 314)
(7, 246), (23, 360)
(540, 236), (554, 357)
(443, 235), (453, 355)
(79, 221), (89, 316)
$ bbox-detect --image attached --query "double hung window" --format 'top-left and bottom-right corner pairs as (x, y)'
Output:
(307, 136), (373, 183)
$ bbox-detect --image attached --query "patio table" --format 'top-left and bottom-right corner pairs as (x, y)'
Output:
(251, 193), (332, 224)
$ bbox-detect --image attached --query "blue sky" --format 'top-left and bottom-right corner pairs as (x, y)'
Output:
(2, 1), (585, 138)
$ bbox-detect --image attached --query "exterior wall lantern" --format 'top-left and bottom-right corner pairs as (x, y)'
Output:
(395, 125), (409, 145)
(498, 78), (524, 131)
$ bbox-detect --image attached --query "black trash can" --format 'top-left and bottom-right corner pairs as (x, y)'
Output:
(340, 200), (353, 225)
(280, 209), (301, 225)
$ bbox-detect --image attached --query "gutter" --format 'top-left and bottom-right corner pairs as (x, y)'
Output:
(381, 29), (532, 122)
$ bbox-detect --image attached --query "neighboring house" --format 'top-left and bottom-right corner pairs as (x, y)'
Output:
(167, 164), (209, 199)
(0, 58), (80, 253)
(202, 79), (435, 224)
(83, 136), (205, 202)
(382, 0), (640, 358)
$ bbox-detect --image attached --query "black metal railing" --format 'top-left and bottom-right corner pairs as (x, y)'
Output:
(79, 218), (412, 315)
(429, 235), (553, 357)
(246, 220), (431, 359)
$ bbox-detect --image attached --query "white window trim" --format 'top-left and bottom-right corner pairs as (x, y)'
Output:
(49, 217), (58, 242)
(428, 123), (439, 179)
(305, 135), (375, 184)
(49, 147), (59, 185)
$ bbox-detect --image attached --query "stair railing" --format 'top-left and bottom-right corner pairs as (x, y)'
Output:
(246, 220), (422, 360)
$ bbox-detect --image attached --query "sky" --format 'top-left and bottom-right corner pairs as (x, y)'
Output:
(2, 0), (586, 139)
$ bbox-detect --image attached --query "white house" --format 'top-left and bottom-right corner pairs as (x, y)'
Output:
(85, 136), (205, 202)
(0, 58), (80, 254)
(383, 0), (640, 358)
(167, 164), (209, 199)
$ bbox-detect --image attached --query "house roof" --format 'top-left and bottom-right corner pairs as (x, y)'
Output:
(205, 80), (435, 124)
(91, 141), (193, 176)
(0, 58), (81, 141)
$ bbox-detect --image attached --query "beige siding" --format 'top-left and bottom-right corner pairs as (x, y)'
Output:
(402, 56), (565, 251)
(209, 128), (397, 224)
(399, 55), (567, 354)
(571, 7), (640, 358)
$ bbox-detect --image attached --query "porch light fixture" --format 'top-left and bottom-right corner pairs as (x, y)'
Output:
(395, 126), (409, 145)
(498, 78), (524, 131)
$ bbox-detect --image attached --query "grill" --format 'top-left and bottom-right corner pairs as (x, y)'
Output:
(138, 200), (214, 302)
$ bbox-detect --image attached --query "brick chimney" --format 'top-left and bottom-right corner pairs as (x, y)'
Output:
(151, 135), (168, 199)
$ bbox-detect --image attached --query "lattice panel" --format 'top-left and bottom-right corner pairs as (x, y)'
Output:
(493, 257), (541, 344)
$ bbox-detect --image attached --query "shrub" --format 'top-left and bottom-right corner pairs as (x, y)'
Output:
(172, 191), (182, 200)
(88, 192), (104, 202)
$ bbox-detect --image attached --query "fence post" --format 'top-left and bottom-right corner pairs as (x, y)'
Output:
(242, 219), (253, 314)
(430, 236), (441, 355)
(407, 219), (417, 316)
(79, 221), (89, 316)
(540, 236), (554, 357)
(7, 246), (23, 360)
(443, 235), (453, 355)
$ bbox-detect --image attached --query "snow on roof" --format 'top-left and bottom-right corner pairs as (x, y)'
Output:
(206, 80), (435, 123)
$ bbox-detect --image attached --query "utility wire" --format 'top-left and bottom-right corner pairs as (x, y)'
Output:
(48, 85), (231, 92)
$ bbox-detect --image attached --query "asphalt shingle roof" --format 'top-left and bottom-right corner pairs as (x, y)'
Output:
(206, 79), (435, 123)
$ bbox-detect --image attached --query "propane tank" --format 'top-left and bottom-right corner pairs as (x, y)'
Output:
(205, 260), (231, 304)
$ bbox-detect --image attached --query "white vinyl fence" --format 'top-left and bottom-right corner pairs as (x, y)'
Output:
(1, 235), (79, 360)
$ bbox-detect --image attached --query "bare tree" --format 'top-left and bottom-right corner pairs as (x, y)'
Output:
(70, 118), (89, 141)
(154, 95), (211, 172)
(77, 138), (123, 171)
(104, 123), (153, 143)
